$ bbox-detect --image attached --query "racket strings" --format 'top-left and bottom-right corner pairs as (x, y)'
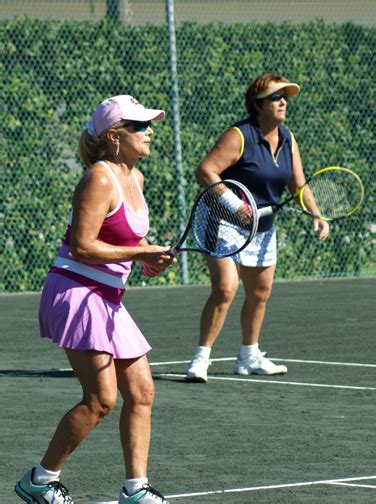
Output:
(192, 183), (255, 256)
(307, 171), (361, 219)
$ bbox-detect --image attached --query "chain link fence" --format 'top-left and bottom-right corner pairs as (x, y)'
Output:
(1, 0), (375, 291)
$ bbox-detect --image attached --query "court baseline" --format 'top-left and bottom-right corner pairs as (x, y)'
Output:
(149, 357), (376, 368)
(155, 373), (376, 391)
(91, 475), (376, 502)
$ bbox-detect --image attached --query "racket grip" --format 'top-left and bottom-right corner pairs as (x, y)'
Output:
(257, 206), (275, 218)
(169, 247), (178, 256)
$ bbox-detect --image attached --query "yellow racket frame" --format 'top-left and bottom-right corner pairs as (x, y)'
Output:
(298, 166), (365, 221)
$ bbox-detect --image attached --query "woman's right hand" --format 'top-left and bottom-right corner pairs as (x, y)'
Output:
(236, 203), (253, 224)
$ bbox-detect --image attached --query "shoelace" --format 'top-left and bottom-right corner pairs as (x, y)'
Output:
(140, 484), (166, 501)
(240, 351), (267, 363)
(46, 481), (73, 503)
(192, 356), (211, 366)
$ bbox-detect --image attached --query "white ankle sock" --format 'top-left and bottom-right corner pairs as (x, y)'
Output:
(194, 346), (211, 360)
(240, 343), (259, 360)
(32, 464), (61, 484)
(124, 477), (148, 495)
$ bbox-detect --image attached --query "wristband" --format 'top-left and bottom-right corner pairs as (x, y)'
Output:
(218, 190), (244, 213)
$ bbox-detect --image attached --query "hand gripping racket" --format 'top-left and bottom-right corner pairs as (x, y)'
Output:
(170, 179), (259, 257)
(257, 166), (364, 221)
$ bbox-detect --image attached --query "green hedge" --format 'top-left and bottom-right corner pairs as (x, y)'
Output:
(1, 18), (375, 291)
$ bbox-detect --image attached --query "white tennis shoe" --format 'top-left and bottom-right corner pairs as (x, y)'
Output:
(234, 353), (287, 376)
(15, 468), (74, 503)
(119, 484), (168, 503)
(186, 355), (210, 382)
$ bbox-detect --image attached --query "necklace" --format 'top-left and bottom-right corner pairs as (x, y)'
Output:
(120, 169), (135, 202)
(128, 172), (135, 201)
(107, 161), (135, 203)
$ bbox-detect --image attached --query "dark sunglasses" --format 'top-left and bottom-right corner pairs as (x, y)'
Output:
(268, 93), (289, 102)
(122, 120), (151, 132)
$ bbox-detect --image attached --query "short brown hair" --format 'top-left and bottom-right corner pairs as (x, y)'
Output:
(245, 72), (289, 116)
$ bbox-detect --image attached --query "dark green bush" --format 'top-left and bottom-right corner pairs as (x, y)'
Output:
(1, 18), (374, 290)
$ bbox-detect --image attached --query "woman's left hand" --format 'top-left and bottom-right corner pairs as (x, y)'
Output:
(141, 255), (177, 277)
(312, 218), (330, 240)
(141, 263), (163, 277)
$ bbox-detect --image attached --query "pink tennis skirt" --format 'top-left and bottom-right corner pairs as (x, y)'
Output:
(39, 272), (151, 359)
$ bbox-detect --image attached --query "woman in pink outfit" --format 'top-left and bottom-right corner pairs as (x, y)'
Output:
(15, 95), (175, 504)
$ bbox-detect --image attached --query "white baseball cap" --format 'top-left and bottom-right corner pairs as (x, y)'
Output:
(256, 81), (300, 99)
(91, 95), (165, 136)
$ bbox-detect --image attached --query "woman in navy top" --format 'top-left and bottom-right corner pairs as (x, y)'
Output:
(186, 72), (329, 382)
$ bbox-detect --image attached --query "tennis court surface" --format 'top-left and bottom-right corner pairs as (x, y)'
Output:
(1, 278), (375, 503)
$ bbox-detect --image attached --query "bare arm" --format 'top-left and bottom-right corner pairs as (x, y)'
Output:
(70, 163), (174, 266)
(195, 128), (253, 221)
(195, 128), (243, 186)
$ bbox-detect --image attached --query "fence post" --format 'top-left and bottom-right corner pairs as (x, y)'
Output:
(166, 0), (189, 284)
(106, 0), (120, 21)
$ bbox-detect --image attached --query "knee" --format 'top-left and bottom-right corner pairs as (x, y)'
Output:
(128, 378), (155, 409)
(253, 283), (273, 303)
(211, 282), (238, 305)
(85, 392), (117, 419)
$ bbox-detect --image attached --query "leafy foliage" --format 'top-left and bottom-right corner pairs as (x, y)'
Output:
(1, 18), (374, 291)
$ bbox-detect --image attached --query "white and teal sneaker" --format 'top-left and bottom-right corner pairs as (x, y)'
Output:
(119, 484), (168, 503)
(15, 468), (74, 503)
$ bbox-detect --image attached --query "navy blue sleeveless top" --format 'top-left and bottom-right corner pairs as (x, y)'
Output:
(221, 116), (294, 232)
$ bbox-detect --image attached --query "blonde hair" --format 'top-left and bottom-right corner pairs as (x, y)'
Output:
(78, 120), (127, 169)
(245, 72), (290, 116)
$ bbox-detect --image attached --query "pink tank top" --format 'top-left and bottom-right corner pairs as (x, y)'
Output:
(50, 161), (149, 304)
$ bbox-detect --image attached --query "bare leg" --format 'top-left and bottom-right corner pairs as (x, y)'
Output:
(40, 350), (118, 471)
(115, 355), (154, 478)
(199, 257), (239, 347)
(238, 265), (276, 345)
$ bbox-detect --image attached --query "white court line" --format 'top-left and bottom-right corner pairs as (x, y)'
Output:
(57, 356), (376, 374)
(91, 475), (376, 502)
(156, 373), (376, 391)
(148, 357), (376, 368)
(166, 475), (376, 498)
(327, 482), (376, 489)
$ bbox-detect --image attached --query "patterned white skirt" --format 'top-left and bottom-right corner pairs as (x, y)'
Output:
(231, 226), (277, 267)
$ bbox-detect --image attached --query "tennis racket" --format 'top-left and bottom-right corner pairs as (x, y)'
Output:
(257, 166), (364, 221)
(170, 179), (259, 257)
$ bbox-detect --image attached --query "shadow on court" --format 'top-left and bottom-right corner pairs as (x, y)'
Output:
(0, 370), (75, 378)
(1, 279), (375, 503)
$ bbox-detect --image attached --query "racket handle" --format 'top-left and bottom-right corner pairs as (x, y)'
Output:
(257, 206), (275, 218)
(169, 247), (178, 256)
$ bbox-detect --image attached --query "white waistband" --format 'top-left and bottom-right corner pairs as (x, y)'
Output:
(53, 257), (127, 289)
